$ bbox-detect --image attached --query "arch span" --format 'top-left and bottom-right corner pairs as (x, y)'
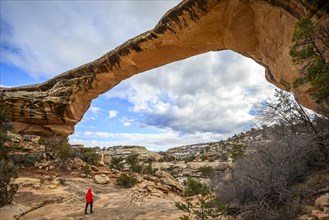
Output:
(0, 0), (328, 136)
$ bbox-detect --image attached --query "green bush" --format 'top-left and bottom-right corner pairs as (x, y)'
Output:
(0, 112), (18, 207)
(198, 166), (215, 177)
(184, 177), (211, 197)
(184, 156), (196, 163)
(158, 153), (176, 162)
(79, 148), (100, 165)
(231, 144), (245, 162)
(290, 17), (329, 103)
(142, 163), (158, 175)
(116, 173), (137, 188)
(56, 142), (74, 162)
(131, 163), (143, 173)
(126, 154), (139, 166)
(0, 160), (18, 207)
(81, 164), (91, 175)
(110, 157), (124, 171)
(220, 153), (228, 162)
(23, 153), (41, 166)
(43, 136), (74, 161)
(176, 178), (221, 220)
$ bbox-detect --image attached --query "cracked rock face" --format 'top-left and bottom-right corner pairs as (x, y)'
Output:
(0, 0), (328, 136)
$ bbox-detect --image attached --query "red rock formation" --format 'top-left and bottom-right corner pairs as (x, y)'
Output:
(0, 0), (328, 136)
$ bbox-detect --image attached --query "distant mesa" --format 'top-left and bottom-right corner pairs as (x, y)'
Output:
(0, 0), (328, 136)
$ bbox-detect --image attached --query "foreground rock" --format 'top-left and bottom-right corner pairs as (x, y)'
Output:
(94, 174), (110, 184)
(1, 0), (328, 136)
(0, 177), (184, 220)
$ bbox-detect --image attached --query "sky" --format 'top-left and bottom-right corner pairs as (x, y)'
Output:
(0, 1), (276, 151)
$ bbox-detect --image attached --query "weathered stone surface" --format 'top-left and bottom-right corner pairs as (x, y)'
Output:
(107, 146), (162, 161)
(316, 193), (329, 210)
(0, 0), (328, 136)
(155, 170), (182, 191)
(14, 177), (41, 189)
(94, 174), (110, 184)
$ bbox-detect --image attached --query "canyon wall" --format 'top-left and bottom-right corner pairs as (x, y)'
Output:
(0, 0), (328, 136)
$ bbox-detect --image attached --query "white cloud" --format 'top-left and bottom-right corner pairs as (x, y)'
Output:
(119, 117), (135, 127)
(108, 110), (118, 119)
(105, 51), (276, 135)
(0, 1), (179, 79)
(0, 84), (11, 88)
(83, 131), (93, 136)
(90, 106), (101, 115)
(2, 1), (278, 149)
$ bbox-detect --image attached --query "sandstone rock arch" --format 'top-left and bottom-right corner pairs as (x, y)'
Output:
(0, 0), (328, 136)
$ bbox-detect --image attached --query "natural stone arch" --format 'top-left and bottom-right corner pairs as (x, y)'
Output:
(0, 0), (328, 136)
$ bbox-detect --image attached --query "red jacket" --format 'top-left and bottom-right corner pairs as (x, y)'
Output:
(86, 189), (94, 203)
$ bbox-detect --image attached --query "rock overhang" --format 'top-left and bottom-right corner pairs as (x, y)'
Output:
(0, 0), (328, 137)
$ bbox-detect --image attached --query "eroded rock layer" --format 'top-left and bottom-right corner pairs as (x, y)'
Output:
(0, 0), (328, 136)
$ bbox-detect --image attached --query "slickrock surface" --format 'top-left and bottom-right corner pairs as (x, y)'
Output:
(0, 0), (328, 136)
(0, 177), (183, 220)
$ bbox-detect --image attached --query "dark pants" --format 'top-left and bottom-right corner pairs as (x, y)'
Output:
(85, 202), (93, 214)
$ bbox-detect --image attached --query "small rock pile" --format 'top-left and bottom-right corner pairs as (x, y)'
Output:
(300, 193), (329, 220)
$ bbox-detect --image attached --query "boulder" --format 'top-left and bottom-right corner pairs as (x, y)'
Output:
(91, 165), (100, 172)
(94, 174), (110, 184)
(23, 135), (41, 143)
(155, 170), (182, 192)
(312, 210), (329, 220)
(316, 193), (329, 210)
(73, 157), (84, 167)
(7, 132), (22, 143)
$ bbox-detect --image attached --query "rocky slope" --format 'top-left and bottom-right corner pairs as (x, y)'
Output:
(1, 125), (329, 219)
(1, 0), (328, 136)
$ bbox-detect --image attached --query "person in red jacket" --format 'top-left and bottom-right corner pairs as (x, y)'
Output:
(85, 188), (94, 214)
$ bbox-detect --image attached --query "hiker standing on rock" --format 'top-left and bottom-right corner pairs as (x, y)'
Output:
(85, 188), (94, 214)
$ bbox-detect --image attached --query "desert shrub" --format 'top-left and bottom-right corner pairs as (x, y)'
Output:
(116, 173), (137, 188)
(9, 152), (41, 167)
(158, 153), (176, 162)
(231, 144), (245, 162)
(125, 154), (149, 174)
(198, 166), (215, 177)
(290, 17), (329, 104)
(165, 165), (175, 172)
(56, 141), (74, 162)
(126, 154), (139, 166)
(43, 136), (74, 161)
(184, 156), (196, 163)
(23, 153), (41, 166)
(0, 112), (18, 207)
(81, 164), (91, 175)
(212, 132), (318, 220)
(58, 178), (66, 185)
(176, 178), (222, 220)
(142, 163), (158, 175)
(0, 112), (12, 147)
(79, 148), (100, 165)
(0, 160), (18, 207)
(131, 163), (143, 173)
(220, 153), (228, 162)
(110, 156), (124, 171)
